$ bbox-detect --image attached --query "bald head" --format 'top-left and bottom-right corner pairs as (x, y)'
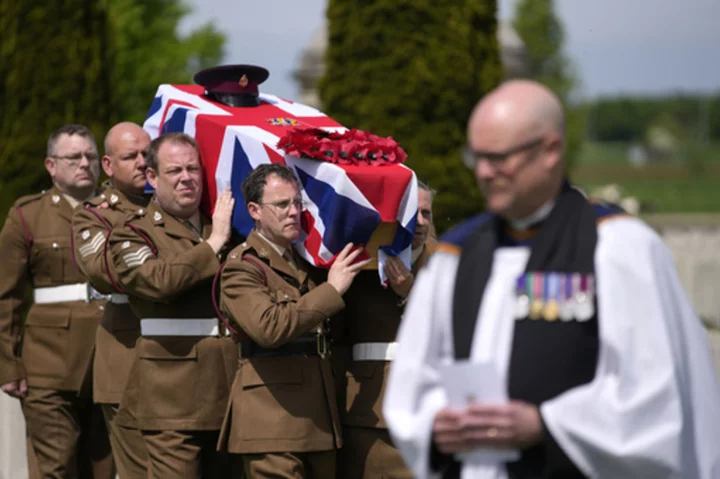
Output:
(102, 122), (151, 195)
(469, 80), (565, 144)
(466, 80), (566, 221)
(104, 122), (148, 156)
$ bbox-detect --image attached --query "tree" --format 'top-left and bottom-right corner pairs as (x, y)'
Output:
(0, 0), (225, 224)
(105, 0), (225, 125)
(320, 1), (503, 233)
(512, 0), (585, 168)
(0, 0), (113, 219)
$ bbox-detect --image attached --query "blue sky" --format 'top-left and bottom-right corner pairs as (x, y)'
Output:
(182, 0), (720, 101)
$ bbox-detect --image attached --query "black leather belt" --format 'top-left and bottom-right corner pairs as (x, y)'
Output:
(240, 335), (327, 358)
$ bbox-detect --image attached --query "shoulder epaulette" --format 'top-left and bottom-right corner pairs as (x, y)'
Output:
(86, 193), (108, 207)
(14, 191), (46, 208)
(591, 200), (628, 224)
(124, 206), (149, 224)
(437, 213), (492, 255)
(227, 240), (256, 261)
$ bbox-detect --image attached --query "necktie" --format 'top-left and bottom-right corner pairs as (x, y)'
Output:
(283, 250), (298, 272)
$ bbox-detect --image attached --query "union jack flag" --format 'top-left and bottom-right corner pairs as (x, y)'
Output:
(143, 84), (418, 281)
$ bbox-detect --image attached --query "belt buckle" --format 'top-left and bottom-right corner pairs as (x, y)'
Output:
(315, 328), (329, 359)
(86, 284), (109, 303)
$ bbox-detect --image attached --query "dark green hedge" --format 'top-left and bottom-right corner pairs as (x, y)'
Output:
(320, 1), (503, 232)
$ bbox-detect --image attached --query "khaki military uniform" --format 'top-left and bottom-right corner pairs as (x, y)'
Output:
(72, 185), (150, 478)
(0, 186), (113, 479)
(218, 229), (344, 478)
(107, 199), (237, 479)
(337, 241), (435, 479)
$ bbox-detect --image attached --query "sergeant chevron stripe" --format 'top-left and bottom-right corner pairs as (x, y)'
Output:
(78, 232), (106, 258)
(123, 245), (154, 268)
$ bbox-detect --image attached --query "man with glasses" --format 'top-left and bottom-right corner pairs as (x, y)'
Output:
(105, 132), (238, 478)
(72, 121), (152, 478)
(0, 124), (114, 478)
(218, 163), (369, 478)
(384, 80), (720, 478)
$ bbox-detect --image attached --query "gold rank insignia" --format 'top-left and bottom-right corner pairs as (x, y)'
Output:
(239, 74), (249, 87)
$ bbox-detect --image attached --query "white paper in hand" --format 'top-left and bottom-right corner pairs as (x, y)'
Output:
(439, 361), (520, 464)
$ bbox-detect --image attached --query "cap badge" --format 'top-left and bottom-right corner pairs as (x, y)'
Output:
(239, 74), (249, 87)
(267, 117), (298, 127)
(81, 230), (91, 240)
(153, 211), (162, 222)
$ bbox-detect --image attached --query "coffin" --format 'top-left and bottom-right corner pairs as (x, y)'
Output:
(143, 85), (418, 274)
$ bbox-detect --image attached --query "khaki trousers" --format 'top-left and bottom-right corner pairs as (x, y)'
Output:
(100, 404), (148, 478)
(337, 426), (412, 479)
(243, 451), (335, 479)
(22, 387), (114, 479)
(143, 429), (232, 479)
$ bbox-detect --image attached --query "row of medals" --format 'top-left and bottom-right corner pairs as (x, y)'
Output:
(514, 272), (595, 322)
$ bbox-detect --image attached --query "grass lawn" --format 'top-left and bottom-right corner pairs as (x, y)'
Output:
(570, 142), (720, 213)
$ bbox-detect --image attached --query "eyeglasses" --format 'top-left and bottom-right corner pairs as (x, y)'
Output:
(259, 198), (305, 213)
(462, 138), (543, 169)
(51, 152), (100, 167)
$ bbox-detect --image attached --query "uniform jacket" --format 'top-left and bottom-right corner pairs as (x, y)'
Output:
(0, 186), (105, 390)
(107, 199), (237, 431)
(341, 240), (435, 429)
(217, 229), (345, 454)
(72, 185), (149, 404)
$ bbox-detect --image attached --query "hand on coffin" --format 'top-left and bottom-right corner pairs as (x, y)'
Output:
(328, 242), (371, 295)
(207, 189), (235, 254)
(384, 256), (414, 298)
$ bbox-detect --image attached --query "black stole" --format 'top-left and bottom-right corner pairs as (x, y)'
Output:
(449, 182), (599, 479)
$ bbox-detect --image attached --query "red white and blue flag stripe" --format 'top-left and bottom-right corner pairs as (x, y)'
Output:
(143, 84), (418, 281)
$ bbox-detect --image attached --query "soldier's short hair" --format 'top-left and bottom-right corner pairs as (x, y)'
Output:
(242, 164), (299, 206)
(145, 132), (200, 171)
(47, 124), (96, 157)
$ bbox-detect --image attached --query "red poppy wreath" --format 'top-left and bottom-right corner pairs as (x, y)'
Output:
(277, 127), (408, 166)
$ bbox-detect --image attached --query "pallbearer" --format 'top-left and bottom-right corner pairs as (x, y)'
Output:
(337, 181), (436, 479)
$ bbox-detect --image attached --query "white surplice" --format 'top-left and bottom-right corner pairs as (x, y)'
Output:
(383, 215), (720, 479)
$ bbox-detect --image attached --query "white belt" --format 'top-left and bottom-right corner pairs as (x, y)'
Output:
(109, 293), (129, 304)
(33, 283), (108, 304)
(352, 342), (398, 361)
(140, 318), (225, 337)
